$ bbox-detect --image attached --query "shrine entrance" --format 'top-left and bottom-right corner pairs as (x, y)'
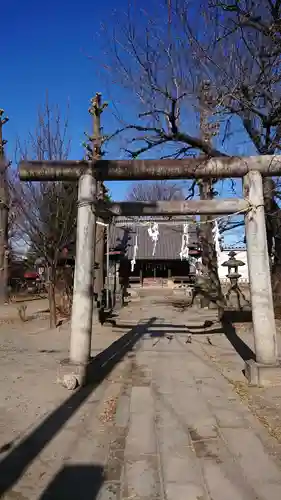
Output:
(19, 154), (281, 387)
(142, 260), (191, 279)
(143, 261), (168, 279)
(109, 215), (200, 289)
(129, 260), (192, 281)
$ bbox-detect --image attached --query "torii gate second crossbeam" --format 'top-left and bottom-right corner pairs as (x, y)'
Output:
(19, 155), (281, 389)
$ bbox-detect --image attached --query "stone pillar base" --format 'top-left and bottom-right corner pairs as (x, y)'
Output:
(57, 358), (91, 390)
(244, 359), (281, 387)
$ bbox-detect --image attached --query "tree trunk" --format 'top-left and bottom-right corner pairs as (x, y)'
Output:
(47, 266), (57, 328)
(91, 94), (106, 309)
(55, 266), (73, 317)
(263, 178), (275, 257)
(264, 178), (281, 306)
(0, 162), (9, 304)
(199, 179), (224, 310)
(197, 82), (223, 313)
(94, 207), (105, 307)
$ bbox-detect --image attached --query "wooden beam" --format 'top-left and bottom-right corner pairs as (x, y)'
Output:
(19, 155), (281, 181)
(96, 199), (249, 216)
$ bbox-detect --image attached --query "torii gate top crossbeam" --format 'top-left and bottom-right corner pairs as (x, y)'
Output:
(19, 155), (281, 181)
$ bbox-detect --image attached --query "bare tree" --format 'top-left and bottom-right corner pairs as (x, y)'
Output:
(11, 95), (77, 326)
(99, 0), (281, 295)
(99, 1), (222, 158)
(205, 0), (281, 292)
(98, 1), (226, 305)
(126, 180), (185, 201)
(101, 0), (280, 157)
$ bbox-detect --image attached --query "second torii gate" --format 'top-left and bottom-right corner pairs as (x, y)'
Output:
(19, 155), (281, 388)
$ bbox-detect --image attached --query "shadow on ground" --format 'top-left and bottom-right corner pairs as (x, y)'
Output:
(118, 313), (255, 364)
(222, 310), (252, 323)
(39, 464), (104, 500)
(0, 317), (156, 497)
(221, 316), (256, 362)
(0, 309), (256, 497)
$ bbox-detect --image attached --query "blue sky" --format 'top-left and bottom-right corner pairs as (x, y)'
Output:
(2, 0), (135, 198)
(2, 0), (253, 243)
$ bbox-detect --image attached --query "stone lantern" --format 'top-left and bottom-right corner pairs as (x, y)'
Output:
(222, 250), (245, 283)
(222, 250), (247, 309)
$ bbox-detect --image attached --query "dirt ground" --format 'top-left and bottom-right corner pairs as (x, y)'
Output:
(0, 298), (50, 325)
(1, 296), (281, 499)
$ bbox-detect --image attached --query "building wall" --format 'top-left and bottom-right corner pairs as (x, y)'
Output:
(217, 249), (249, 283)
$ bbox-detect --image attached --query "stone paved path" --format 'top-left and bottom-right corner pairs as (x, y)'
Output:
(107, 300), (281, 500)
(1, 298), (281, 499)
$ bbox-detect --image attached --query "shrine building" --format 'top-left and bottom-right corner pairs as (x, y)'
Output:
(108, 216), (201, 288)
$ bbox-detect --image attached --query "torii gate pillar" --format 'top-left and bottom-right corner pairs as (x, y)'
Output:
(70, 173), (96, 364)
(243, 171), (280, 386)
(60, 172), (97, 390)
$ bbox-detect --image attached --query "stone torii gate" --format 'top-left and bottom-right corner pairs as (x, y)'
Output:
(19, 155), (281, 388)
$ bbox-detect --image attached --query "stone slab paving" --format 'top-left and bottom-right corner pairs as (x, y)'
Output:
(2, 297), (281, 499)
(115, 299), (281, 500)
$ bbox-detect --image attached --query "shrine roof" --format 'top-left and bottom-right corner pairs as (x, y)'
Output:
(109, 218), (199, 260)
